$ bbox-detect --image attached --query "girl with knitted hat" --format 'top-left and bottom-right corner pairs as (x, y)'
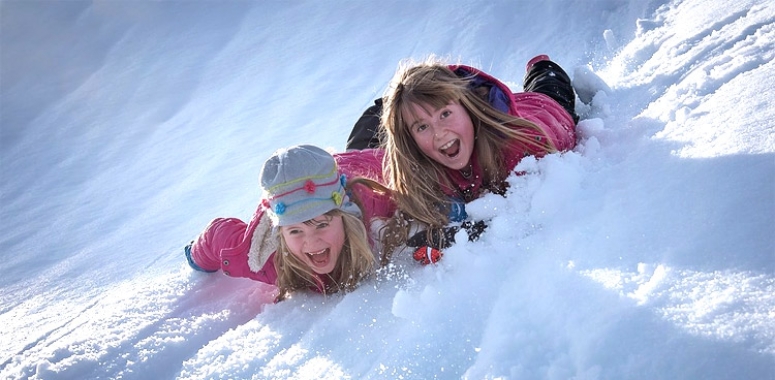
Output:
(185, 145), (395, 300)
(360, 55), (579, 264)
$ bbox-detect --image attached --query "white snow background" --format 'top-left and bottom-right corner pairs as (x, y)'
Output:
(1, 0), (774, 379)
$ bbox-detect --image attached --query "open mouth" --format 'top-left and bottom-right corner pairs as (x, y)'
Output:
(439, 139), (461, 158)
(306, 248), (330, 266)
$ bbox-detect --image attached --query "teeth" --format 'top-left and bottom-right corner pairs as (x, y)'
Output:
(307, 249), (327, 256)
(439, 140), (455, 151)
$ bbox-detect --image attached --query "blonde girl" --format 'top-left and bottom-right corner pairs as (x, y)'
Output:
(186, 145), (395, 300)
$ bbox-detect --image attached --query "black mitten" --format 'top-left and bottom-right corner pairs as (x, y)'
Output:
(461, 220), (488, 242)
(407, 226), (457, 249)
(407, 220), (488, 249)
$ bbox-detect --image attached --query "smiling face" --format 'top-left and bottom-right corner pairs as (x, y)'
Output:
(404, 100), (475, 170)
(280, 213), (346, 275)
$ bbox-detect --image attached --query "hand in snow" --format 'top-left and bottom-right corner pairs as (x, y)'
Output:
(407, 220), (488, 249)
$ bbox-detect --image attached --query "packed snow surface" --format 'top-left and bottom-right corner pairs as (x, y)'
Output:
(1, 0), (773, 379)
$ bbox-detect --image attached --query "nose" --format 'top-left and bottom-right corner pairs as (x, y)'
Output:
(302, 230), (322, 248)
(432, 122), (446, 138)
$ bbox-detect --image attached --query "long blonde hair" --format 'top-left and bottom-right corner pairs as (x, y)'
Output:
(273, 208), (374, 300)
(379, 59), (557, 260)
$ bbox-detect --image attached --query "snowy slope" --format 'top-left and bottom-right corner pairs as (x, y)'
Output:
(1, 0), (773, 379)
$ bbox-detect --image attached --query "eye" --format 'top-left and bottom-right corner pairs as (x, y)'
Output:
(414, 124), (428, 133)
(283, 226), (303, 236)
(440, 110), (451, 119)
(316, 222), (330, 229)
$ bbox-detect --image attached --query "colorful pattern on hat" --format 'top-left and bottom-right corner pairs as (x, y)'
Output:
(260, 145), (359, 226)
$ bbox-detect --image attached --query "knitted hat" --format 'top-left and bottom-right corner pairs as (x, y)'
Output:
(260, 145), (360, 226)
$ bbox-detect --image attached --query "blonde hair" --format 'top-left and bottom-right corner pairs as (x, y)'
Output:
(379, 58), (557, 260)
(273, 208), (374, 300)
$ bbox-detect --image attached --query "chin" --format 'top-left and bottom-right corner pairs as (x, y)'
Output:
(454, 161), (469, 170)
(309, 266), (329, 275)
(445, 153), (472, 170)
(309, 262), (336, 275)
(442, 158), (467, 170)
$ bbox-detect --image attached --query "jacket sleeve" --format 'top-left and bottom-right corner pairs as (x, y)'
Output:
(451, 65), (576, 156)
(189, 217), (248, 272)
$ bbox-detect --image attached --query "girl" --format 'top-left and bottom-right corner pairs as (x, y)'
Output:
(377, 55), (579, 261)
(185, 145), (395, 300)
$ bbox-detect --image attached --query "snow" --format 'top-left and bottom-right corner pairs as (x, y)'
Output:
(1, 0), (773, 379)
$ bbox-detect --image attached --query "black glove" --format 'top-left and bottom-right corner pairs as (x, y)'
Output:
(407, 220), (488, 249)
(461, 220), (488, 241)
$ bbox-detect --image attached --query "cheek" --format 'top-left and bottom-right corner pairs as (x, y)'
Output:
(453, 114), (475, 137)
(326, 221), (347, 251)
(288, 248), (307, 263)
(412, 133), (436, 156)
(284, 238), (315, 266)
(463, 124), (475, 146)
(281, 235), (303, 256)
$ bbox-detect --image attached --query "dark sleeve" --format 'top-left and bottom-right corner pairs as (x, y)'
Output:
(346, 98), (383, 150)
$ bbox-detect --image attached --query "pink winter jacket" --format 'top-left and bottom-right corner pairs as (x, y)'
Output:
(188, 148), (395, 284)
(445, 65), (577, 201)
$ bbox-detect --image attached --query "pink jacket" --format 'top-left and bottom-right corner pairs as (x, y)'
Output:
(445, 65), (577, 201)
(188, 148), (395, 284)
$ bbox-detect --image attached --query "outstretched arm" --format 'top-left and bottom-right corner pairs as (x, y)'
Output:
(186, 217), (248, 272)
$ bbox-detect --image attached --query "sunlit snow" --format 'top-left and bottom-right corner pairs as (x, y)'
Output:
(1, 0), (773, 379)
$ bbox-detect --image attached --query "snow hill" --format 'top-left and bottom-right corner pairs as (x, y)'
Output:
(1, 0), (773, 379)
